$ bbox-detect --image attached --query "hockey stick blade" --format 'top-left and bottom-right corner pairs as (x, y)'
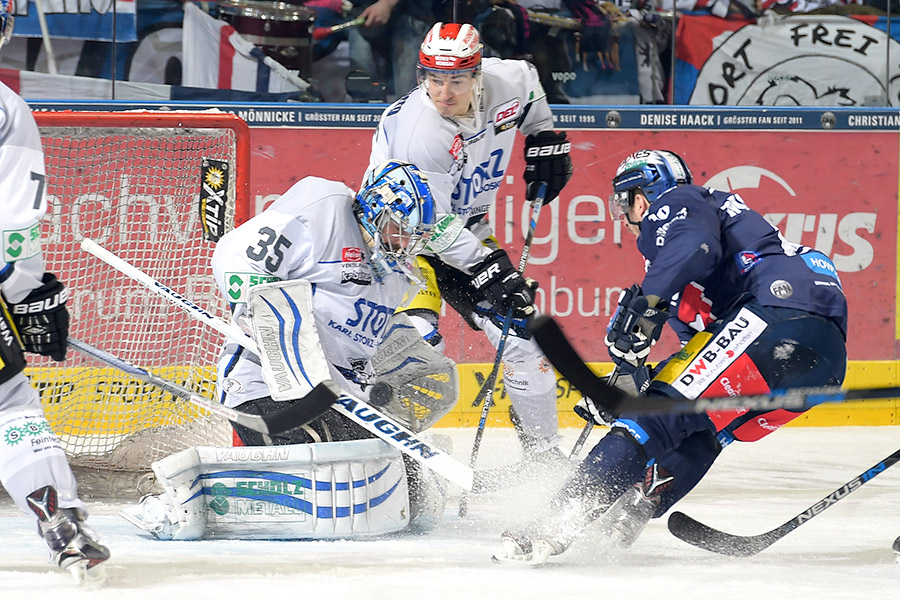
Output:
(529, 315), (900, 414)
(68, 338), (336, 436)
(667, 448), (900, 556)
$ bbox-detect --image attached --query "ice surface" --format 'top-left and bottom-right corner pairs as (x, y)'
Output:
(1, 426), (898, 599)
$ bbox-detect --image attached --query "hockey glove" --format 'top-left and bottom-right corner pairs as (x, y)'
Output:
(7, 273), (70, 361)
(470, 249), (537, 318)
(523, 131), (573, 205)
(605, 284), (668, 368)
(574, 395), (617, 427)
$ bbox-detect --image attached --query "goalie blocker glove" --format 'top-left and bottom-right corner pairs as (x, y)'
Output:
(470, 249), (537, 318)
(605, 284), (668, 368)
(7, 273), (70, 361)
(523, 130), (573, 205)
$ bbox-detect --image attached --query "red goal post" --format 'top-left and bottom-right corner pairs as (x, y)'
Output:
(28, 110), (252, 490)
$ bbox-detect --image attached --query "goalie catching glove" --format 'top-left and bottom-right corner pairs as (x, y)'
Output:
(470, 249), (537, 318)
(605, 284), (668, 368)
(523, 130), (573, 205)
(6, 273), (70, 361)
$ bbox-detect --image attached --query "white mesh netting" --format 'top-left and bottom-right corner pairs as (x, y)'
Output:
(26, 112), (251, 489)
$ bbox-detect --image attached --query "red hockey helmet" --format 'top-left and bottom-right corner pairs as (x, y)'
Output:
(418, 22), (483, 73)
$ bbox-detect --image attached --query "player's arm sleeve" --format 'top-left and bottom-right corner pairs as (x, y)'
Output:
(641, 206), (723, 302)
(513, 60), (555, 136)
(0, 140), (50, 302)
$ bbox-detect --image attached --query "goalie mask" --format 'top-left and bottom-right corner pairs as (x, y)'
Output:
(0, 0), (14, 49)
(417, 22), (483, 118)
(609, 149), (692, 223)
(356, 161), (435, 276)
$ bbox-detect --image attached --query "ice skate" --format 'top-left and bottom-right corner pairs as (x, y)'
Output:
(28, 486), (110, 587)
(492, 473), (612, 566)
(492, 531), (556, 566)
(599, 464), (673, 550)
(473, 405), (572, 493)
(892, 535), (900, 561)
(119, 493), (180, 540)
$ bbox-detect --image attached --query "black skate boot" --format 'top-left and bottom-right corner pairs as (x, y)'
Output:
(892, 535), (900, 558)
(600, 463), (674, 550)
(27, 485), (110, 586)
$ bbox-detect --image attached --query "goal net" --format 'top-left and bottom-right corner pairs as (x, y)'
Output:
(28, 111), (252, 493)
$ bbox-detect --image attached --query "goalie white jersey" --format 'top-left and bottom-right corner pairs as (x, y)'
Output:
(368, 57), (555, 272)
(0, 81), (49, 302)
(212, 177), (411, 408)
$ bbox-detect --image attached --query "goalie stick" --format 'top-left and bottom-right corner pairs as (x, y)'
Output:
(459, 183), (547, 517)
(81, 238), (476, 491)
(67, 338), (337, 436)
(529, 315), (900, 414)
(667, 448), (900, 556)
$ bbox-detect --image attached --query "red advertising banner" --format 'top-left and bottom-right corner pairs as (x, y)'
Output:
(242, 127), (897, 364)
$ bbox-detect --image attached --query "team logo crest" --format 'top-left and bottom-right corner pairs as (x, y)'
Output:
(736, 250), (762, 274)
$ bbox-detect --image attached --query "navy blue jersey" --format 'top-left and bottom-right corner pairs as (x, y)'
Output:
(636, 185), (847, 341)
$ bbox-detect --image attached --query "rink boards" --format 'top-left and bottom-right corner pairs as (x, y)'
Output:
(28, 102), (900, 427)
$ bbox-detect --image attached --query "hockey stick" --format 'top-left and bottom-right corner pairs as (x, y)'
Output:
(529, 314), (900, 414)
(568, 364), (621, 460)
(312, 16), (365, 40)
(667, 448), (900, 556)
(80, 238), (475, 491)
(80, 238), (259, 354)
(67, 337), (337, 436)
(459, 183), (547, 517)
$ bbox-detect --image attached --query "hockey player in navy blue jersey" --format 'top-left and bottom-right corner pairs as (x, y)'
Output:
(494, 149), (848, 565)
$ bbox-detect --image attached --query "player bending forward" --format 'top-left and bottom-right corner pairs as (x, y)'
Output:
(0, 2), (109, 584)
(368, 23), (573, 479)
(494, 149), (848, 564)
(123, 162), (454, 540)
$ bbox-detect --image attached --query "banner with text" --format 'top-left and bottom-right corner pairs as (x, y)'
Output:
(674, 14), (900, 106)
(30, 104), (900, 365)
(14, 0), (137, 42)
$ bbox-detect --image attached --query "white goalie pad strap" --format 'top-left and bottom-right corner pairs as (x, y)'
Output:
(133, 439), (411, 540)
(370, 313), (459, 432)
(249, 280), (331, 401)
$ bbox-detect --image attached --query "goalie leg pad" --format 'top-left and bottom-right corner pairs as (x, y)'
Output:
(126, 439), (413, 540)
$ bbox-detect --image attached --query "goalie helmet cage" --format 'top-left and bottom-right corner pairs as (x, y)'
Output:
(29, 110), (252, 495)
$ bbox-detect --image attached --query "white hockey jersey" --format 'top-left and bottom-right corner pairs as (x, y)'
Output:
(0, 81), (48, 302)
(212, 177), (411, 408)
(368, 57), (555, 272)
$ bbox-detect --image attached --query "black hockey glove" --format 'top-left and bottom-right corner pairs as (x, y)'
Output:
(574, 394), (617, 427)
(7, 273), (70, 361)
(523, 130), (573, 205)
(470, 249), (537, 318)
(605, 284), (668, 368)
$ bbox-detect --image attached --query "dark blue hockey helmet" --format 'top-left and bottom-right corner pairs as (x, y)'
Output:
(356, 161), (436, 266)
(610, 150), (692, 221)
